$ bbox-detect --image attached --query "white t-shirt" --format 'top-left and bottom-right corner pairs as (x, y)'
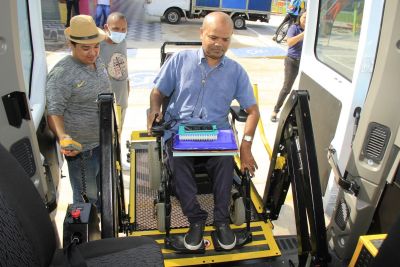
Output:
(97, 0), (110, 5)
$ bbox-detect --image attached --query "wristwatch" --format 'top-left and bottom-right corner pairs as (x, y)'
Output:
(243, 135), (253, 142)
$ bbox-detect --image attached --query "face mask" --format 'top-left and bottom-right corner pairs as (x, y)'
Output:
(108, 30), (127, 43)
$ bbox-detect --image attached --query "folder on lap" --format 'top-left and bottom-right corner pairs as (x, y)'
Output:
(172, 129), (238, 157)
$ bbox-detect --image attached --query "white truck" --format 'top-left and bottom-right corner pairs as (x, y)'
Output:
(145, 0), (271, 29)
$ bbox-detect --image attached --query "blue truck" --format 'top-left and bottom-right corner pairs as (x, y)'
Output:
(145, 0), (272, 29)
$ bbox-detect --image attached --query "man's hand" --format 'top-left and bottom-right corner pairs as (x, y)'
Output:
(60, 134), (81, 157)
(148, 88), (165, 135)
(147, 110), (163, 135)
(240, 141), (258, 176)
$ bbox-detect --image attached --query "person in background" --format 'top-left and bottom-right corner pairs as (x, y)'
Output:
(271, 11), (306, 122)
(99, 12), (129, 126)
(46, 15), (111, 209)
(147, 12), (259, 252)
(65, 0), (80, 27)
(95, 0), (112, 28)
(272, 0), (302, 41)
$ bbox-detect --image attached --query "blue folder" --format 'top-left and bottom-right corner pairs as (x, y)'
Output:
(173, 129), (238, 156)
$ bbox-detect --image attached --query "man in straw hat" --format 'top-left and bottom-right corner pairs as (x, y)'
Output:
(46, 15), (111, 210)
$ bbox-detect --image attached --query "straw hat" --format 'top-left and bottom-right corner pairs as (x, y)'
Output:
(64, 15), (106, 44)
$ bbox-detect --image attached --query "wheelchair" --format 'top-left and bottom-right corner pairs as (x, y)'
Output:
(149, 105), (253, 252)
(124, 43), (281, 265)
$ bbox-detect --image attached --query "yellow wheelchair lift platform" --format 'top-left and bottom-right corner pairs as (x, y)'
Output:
(130, 221), (280, 266)
(127, 130), (282, 266)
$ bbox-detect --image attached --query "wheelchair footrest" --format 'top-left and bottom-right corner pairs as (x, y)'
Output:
(211, 229), (252, 251)
(165, 234), (206, 254)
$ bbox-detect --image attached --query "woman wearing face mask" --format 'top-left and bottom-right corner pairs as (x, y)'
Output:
(99, 12), (129, 126)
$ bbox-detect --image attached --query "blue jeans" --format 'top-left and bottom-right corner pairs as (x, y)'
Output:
(65, 146), (101, 209)
(95, 4), (110, 27)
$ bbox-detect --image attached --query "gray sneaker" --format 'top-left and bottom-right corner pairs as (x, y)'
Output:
(215, 223), (236, 250)
(184, 222), (205, 250)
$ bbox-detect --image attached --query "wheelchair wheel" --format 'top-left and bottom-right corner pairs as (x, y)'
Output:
(156, 202), (166, 232)
(230, 196), (246, 226)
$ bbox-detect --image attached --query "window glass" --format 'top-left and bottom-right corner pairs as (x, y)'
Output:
(17, 0), (33, 95)
(316, 0), (364, 81)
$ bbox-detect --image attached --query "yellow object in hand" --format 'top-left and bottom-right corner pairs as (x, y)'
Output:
(60, 138), (82, 152)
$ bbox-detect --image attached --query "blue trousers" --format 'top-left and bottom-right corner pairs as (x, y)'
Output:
(166, 140), (234, 225)
(95, 4), (110, 27)
(65, 146), (101, 209)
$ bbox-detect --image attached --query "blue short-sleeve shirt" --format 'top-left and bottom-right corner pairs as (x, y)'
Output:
(154, 49), (256, 137)
(287, 24), (304, 60)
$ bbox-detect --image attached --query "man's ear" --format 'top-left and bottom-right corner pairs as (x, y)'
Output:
(104, 24), (109, 32)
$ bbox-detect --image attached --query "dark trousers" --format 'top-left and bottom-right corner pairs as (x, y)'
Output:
(66, 0), (80, 27)
(166, 141), (234, 225)
(274, 56), (300, 113)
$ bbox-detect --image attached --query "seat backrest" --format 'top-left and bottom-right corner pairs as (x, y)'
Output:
(0, 143), (57, 266)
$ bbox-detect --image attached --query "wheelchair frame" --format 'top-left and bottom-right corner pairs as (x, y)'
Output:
(149, 107), (254, 252)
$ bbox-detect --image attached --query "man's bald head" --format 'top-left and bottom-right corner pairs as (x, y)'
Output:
(107, 12), (127, 24)
(202, 12), (233, 33)
(104, 12), (128, 43)
(200, 12), (234, 65)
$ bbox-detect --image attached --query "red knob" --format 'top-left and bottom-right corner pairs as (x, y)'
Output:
(71, 209), (81, 219)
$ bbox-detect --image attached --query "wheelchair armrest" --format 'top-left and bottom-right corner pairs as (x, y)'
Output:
(230, 106), (248, 123)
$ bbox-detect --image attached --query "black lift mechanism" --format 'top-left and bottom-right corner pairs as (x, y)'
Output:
(263, 90), (330, 266)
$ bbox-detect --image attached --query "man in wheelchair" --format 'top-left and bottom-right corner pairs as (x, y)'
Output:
(147, 12), (260, 252)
